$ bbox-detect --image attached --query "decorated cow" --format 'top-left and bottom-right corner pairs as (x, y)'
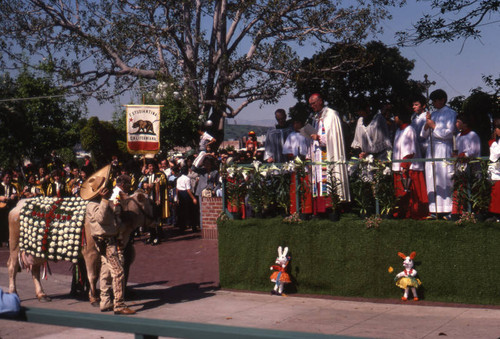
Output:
(7, 165), (155, 304)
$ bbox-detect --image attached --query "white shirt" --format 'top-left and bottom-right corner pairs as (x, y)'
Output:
(176, 175), (192, 191)
(282, 131), (310, 157)
(456, 130), (480, 157)
(489, 139), (500, 181)
(392, 125), (423, 172)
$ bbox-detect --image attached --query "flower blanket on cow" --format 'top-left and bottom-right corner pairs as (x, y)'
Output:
(19, 196), (88, 263)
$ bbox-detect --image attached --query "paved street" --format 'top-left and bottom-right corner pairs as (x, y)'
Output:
(1, 228), (500, 338)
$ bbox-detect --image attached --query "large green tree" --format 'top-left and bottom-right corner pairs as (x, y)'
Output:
(293, 41), (424, 117)
(80, 117), (122, 167)
(0, 0), (403, 145)
(0, 71), (84, 169)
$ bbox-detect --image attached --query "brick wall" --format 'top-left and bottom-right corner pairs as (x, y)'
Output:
(201, 197), (222, 240)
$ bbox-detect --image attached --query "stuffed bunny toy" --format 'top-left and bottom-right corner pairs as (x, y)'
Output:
(395, 251), (422, 301)
(270, 246), (291, 296)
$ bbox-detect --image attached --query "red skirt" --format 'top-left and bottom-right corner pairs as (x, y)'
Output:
(394, 170), (429, 220)
(489, 181), (500, 214)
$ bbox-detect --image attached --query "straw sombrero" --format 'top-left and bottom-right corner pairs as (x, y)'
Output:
(80, 164), (111, 200)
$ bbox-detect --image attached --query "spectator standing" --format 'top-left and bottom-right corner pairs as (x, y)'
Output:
(421, 89), (457, 219)
(0, 172), (18, 246)
(176, 166), (198, 232)
(264, 109), (293, 163)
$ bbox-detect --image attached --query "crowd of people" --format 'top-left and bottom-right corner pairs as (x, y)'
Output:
(1, 88), (500, 250)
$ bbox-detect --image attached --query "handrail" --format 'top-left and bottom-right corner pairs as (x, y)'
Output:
(13, 306), (357, 339)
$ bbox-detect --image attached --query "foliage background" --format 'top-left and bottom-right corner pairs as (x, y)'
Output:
(219, 215), (500, 304)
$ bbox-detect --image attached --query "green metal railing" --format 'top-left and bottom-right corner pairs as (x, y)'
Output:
(13, 307), (362, 339)
(221, 156), (491, 216)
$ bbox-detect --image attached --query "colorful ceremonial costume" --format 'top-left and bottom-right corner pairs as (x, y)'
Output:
(420, 105), (457, 214)
(392, 124), (429, 219)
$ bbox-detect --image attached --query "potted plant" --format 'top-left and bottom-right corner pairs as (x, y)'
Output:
(469, 159), (492, 221)
(372, 157), (397, 218)
(326, 167), (342, 221)
(223, 165), (247, 219)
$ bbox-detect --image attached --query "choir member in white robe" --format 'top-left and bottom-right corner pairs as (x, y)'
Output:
(411, 95), (429, 156)
(421, 89), (457, 217)
(308, 94), (350, 209)
(282, 120), (311, 160)
(392, 109), (429, 219)
(264, 109), (293, 164)
(488, 119), (500, 218)
(351, 101), (392, 160)
(451, 115), (481, 216)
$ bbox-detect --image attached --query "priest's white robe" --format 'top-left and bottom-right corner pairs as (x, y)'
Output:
(311, 107), (350, 202)
(420, 105), (457, 214)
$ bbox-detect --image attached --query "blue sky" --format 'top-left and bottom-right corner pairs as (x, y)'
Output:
(89, 1), (499, 125)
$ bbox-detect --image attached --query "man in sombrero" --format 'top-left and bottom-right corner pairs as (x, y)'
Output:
(81, 165), (136, 315)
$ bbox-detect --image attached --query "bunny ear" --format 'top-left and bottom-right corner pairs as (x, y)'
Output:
(278, 246), (282, 256)
(409, 251), (416, 259)
(398, 252), (407, 259)
(283, 247), (288, 257)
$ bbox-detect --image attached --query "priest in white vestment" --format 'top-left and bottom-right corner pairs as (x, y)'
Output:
(420, 89), (457, 217)
(308, 93), (350, 206)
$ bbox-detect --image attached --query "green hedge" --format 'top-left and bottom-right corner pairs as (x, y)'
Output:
(218, 214), (500, 305)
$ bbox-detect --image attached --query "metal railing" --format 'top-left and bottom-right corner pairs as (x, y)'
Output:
(11, 306), (359, 339)
(221, 156), (491, 217)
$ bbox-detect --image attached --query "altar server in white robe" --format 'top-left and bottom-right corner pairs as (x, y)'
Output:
(308, 93), (350, 208)
(351, 99), (392, 160)
(421, 89), (457, 218)
(451, 114), (481, 216)
(411, 95), (429, 156)
(392, 108), (429, 219)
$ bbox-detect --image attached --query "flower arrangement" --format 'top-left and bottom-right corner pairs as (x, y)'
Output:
(365, 214), (382, 229)
(455, 211), (477, 225)
(222, 164), (248, 213)
(282, 212), (302, 224)
(19, 196), (88, 263)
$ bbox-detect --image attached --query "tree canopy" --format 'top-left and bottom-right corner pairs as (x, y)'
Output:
(293, 41), (424, 119)
(0, 70), (84, 169)
(0, 0), (403, 143)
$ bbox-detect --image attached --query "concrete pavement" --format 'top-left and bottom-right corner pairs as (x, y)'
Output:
(2, 266), (500, 339)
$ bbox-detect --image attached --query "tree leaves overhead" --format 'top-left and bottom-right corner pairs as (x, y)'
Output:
(293, 41), (424, 117)
(396, 0), (500, 46)
(0, 0), (401, 121)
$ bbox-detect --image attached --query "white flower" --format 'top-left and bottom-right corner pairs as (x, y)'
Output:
(48, 255), (54, 260)
(77, 221), (82, 227)
(252, 160), (261, 171)
(58, 241), (63, 247)
(28, 204), (34, 210)
(34, 221), (39, 227)
(61, 248), (67, 254)
(365, 154), (374, 164)
(73, 251), (78, 257)
(72, 258), (78, 263)
(37, 235), (43, 240)
(78, 215), (84, 221)
(68, 239), (74, 245)
(49, 248), (55, 254)
(383, 167), (392, 176)
(37, 246), (42, 252)
(56, 255), (62, 260)
(63, 240), (68, 247)
(75, 234), (80, 240)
